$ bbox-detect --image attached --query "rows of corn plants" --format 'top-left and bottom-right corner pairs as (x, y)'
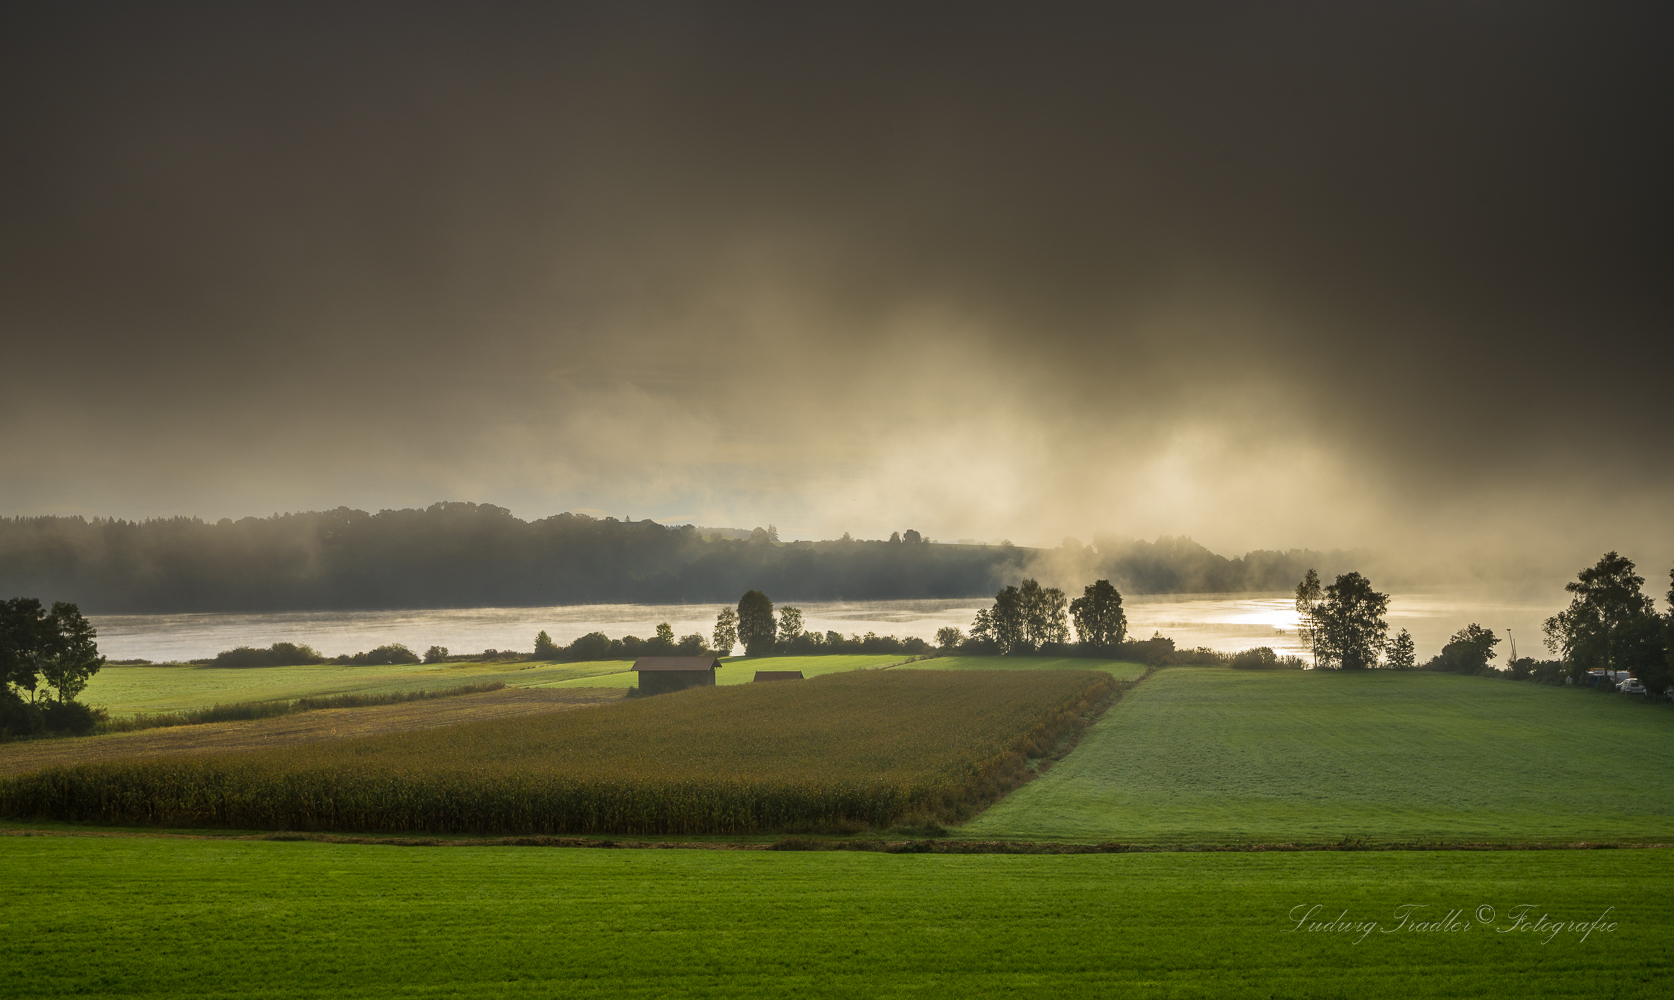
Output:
(1, 670), (1117, 835)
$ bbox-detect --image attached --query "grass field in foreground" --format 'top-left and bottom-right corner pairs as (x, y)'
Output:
(2, 836), (1666, 999)
(81, 659), (633, 716)
(3, 671), (1112, 834)
(964, 667), (1674, 843)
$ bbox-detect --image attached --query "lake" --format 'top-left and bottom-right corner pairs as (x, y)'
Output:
(90, 592), (1566, 663)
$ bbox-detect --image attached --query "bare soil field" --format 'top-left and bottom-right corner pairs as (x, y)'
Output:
(0, 688), (621, 775)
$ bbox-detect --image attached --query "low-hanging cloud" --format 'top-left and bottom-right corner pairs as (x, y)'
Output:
(1, 2), (1669, 584)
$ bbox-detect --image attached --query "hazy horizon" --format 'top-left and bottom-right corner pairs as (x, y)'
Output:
(4, 4), (1669, 582)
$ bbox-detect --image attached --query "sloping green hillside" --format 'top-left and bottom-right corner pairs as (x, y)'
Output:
(965, 667), (1674, 843)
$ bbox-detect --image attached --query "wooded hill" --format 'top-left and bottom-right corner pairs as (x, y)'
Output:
(0, 503), (1371, 613)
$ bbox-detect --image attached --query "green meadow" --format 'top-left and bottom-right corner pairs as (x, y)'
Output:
(964, 667), (1674, 844)
(79, 654), (1146, 712)
(2, 835), (1665, 999)
(80, 659), (633, 716)
(80, 655), (919, 711)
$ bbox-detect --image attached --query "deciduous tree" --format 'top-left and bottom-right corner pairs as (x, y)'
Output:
(1429, 623), (1499, 675)
(1069, 579), (1127, 652)
(1543, 552), (1663, 681)
(1294, 569), (1322, 669)
(533, 631), (558, 660)
(1309, 572), (1389, 670)
(649, 623), (676, 653)
(736, 590), (777, 656)
(712, 607), (738, 655)
(1, 598), (104, 737)
(777, 606), (804, 646)
(1386, 628), (1416, 670)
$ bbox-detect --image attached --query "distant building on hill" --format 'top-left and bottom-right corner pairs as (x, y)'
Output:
(631, 656), (723, 695)
(752, 670), (804, 682)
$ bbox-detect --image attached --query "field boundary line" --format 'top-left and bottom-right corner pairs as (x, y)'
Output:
(3, 827), (1669, 853)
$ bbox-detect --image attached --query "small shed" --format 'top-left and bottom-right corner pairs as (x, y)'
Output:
(752, 670), (805, 682)
(631, 656), (723, 695)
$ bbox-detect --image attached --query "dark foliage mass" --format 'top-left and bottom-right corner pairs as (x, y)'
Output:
(1087, 536), (1376, 597)
(1, 598), (104, 738)
(0, 505), (1374, 614)
(0, 505), (1028, 613)
(1541, 552), (1673, 695)
(195, 642), (419, 668)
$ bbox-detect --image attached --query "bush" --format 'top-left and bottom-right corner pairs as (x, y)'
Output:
(330, 644), (422, 666)
(564, 632), (613, 662)
(533, 631), (559, 660)
(1161, 646), (1229, 666)
(1114, 635), (1176, 665)
(1504, 658), (1568, 685)
(1, 693), (102, 740)
(209, 642), (326, 668)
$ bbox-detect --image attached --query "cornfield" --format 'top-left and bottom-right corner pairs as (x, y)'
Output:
(0, 670), (1117, 835)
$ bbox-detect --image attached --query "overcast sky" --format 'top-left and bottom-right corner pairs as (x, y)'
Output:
(2, 2), (1669, 577)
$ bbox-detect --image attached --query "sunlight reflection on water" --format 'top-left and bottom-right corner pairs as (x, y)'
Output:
(90, 591), (1564, 663)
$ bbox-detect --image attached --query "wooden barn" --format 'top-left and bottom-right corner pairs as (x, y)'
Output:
(631, 656), (723, 695)
(752, 670), (804, 682)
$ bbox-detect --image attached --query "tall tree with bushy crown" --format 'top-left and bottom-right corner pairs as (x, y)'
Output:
(1544, 552), (1663, 682)
(1070, 579), (1127, 652)
(736, 591), (776, 656)
(1310, 572), (1389, 670)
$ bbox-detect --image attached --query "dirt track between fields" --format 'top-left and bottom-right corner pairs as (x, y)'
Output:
(0, 688), (620, 775)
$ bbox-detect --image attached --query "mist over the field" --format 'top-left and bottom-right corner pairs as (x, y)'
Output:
(3, 3), (1669, 584)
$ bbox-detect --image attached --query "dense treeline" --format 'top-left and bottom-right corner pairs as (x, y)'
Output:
(0, 505), (1024, 613)
(0, 503), (1371, 613)
(1076, 535), (1377, 596)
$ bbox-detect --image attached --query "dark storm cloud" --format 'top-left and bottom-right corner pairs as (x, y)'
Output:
(1, 2), (1669, 574)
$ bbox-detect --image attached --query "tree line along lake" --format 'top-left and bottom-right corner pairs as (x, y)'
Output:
(88, 592), (1567, 665)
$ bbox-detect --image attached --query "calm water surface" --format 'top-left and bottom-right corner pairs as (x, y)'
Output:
(90, 592), (1565, 663)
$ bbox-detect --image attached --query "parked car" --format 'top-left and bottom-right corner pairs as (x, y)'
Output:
(1618, 678), (1647, 695)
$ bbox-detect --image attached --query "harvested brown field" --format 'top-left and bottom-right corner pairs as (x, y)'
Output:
(1, 670), (1120, 835)
(0, 688), (620, 776)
